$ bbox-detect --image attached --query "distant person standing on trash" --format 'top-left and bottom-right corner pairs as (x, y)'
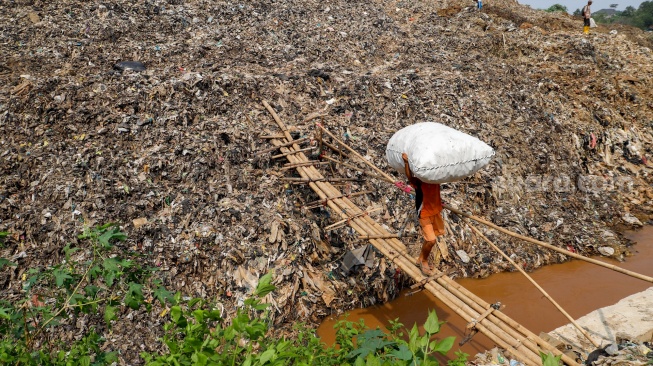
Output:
(475, 0), (483, 10)
(582, 1), (592, 34)
(402, 153), (446, 276)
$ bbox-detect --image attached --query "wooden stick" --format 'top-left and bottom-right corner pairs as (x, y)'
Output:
(324, 208), (384, 231)
(322, 140), (350, 158)
(466, 222), (601, 348)
(446, 205), (653, 284)
(280, 161), (330, 171)
(358, 234), (399, 240)
(281, 177), (361, 183)
(409, 270), (448, 290)
(467, 306), (500, 329)
(271, 146), (317, 159)
(259, 135), (286, 139)
(304, 190), (372, 208)
(318, 155), (384, 180)
(256, 137), (309, 155)
(317, 124), (394, 181)
(319, 154), (362, 171)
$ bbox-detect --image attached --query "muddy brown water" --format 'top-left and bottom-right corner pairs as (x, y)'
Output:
(317, 226), (653, 358)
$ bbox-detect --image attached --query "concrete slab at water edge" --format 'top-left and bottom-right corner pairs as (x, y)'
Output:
(549, 286), (653, 352)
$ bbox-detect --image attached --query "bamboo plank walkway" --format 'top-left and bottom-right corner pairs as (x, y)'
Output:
(263, 102), (579, 366)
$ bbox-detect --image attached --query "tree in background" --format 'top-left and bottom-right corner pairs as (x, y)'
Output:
(546, 4), (568, 13)
(586, 1), (653, 31)
(633, 1), (653, 29)
(573, 8), (582, 17)
(622, 6), (636, 17)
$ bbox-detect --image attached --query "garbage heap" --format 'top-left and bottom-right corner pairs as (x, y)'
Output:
(1, 0), (652, 361)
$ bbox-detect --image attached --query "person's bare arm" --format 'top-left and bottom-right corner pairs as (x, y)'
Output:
(402, 153), (418, 186)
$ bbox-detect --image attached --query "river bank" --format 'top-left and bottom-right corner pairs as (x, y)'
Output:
(318, 226), (653, 364)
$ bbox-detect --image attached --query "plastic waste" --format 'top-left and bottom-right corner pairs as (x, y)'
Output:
(113, 61), (147, 72)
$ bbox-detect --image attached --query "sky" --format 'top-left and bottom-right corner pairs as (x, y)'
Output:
(517, 0), (646, 12)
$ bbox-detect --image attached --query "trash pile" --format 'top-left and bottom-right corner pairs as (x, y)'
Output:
(1, 0), (652, 361)
(470, 341), (653, 366)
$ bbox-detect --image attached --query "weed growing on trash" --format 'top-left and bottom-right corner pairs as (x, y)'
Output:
(0, 226), (466, 365)
(0, 223), (174, 364)
(540, 351), (563, 366)
(142, 272), (467, 365)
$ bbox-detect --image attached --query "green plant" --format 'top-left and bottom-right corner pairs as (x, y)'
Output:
(540, 351), (562, 366)
(0, 231), (8, 248)
(143, 275), (467, 366)
(0, 223), (175, 364)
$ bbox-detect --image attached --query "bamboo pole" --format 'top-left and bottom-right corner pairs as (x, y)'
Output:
(358, 235), (399, 239)
(281, 177), (362, 183)
(280, 161), (330, 171)
(446, 205), (653, 284)
(324, 208), (384, 231)
(256, 137), (309, 155)
(466, 222), (600, 348)
(318, 124), (394, 181)
(322, 140), (350, 158)
(271, 146), (317, 159)
(319, 155), (363, 172)
(304, 190), (373, 208)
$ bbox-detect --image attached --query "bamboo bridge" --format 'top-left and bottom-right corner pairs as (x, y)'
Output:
(260, 101), (653, 365)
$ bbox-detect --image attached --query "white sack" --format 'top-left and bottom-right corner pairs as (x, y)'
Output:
(386, 122), (495, 184)
(590, 18), (597, 28)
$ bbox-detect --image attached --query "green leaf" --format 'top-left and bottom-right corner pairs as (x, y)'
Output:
(408, 324), (419, 353)
(365, 354), (381, 366)
(104, 305), (117, 326)
(125, 282), (144, 310)
(254, 272), (276, 297)
(0, 258), (17, 270)
(53, 268), (73, 287)
(192, 352), (208, 366)
(0, 307), (11, 319)
(540, 351), (562, 366)
(423, 310), (440, 334)
(390, 344), (413, 361)
(188, 298), (202, 308)
(432, 336), (455, 355)
(170, 306), (187, 327)
(103, 257), (121, 272)
(153, 285), (175, 305)
(242, 355), (253, 366)
(84, 284), (101, 298)
(97, 226), (127, 248)
(80, 355), (91, 366)
(259, 348), (276, 364)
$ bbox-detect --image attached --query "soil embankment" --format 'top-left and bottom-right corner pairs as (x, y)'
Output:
(1, 0), (652, 362)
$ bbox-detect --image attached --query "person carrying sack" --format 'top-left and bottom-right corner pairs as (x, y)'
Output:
(582, 1), (592, 34)
(402, 153), (448, 276)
